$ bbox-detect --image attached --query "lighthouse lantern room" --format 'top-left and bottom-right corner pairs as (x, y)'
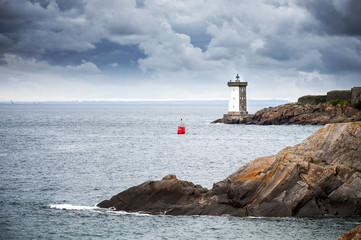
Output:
(227, 74), (248, 116)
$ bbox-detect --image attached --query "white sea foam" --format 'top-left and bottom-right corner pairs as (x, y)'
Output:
(105, 210), (151, 216)
(50, 204), (98, 211)
(49, 204), (151, 216)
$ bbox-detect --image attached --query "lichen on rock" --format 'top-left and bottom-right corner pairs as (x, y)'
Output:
(338, 224), (361, 240)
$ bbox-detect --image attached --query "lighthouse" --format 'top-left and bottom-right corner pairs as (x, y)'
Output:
(212, 73), (250, 123)
(227, 74), (248, 116)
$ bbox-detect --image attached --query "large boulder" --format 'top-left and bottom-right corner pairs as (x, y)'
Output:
(97, 174), (209, 215)
(98, 122), (361, 217)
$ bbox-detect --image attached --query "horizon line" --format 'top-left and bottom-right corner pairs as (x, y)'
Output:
(0, 98), (291, 104)
(1, 98), (291, 102)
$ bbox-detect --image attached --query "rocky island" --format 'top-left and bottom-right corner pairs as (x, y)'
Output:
(98, 122), (361, 217)
(213, 87), (361, 125)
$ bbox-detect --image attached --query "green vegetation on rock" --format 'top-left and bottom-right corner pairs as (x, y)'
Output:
(329, 99), (351, 106)
(315, 97), (326, 104)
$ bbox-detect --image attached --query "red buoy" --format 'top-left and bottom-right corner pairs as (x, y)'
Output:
(177, 118), (185, 134)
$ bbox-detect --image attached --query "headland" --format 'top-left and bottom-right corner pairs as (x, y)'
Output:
(213, 87), (361, 125)
(98, 122), (361, 217)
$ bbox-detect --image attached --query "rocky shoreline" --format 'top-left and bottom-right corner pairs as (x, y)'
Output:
(98, 122), (361, 217)
(212, 103), (361, 125)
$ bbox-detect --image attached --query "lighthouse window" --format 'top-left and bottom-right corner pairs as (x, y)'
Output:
(233, 89), (235, 92)
(233, 97), (235, 100)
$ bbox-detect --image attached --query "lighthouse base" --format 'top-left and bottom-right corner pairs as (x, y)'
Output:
(227, 111), (248, 116)
(223, 113), (249, 122)
(211, 112), (253, 124)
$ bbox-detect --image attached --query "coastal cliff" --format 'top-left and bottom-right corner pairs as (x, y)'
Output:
(212, 102), (361, 125)
(98, 122), (361, 217)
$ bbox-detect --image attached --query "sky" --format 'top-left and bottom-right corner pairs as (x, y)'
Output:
(0, 0), (361, 102)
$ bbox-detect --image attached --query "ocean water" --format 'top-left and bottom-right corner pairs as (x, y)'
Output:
(0, 102), (360, 239)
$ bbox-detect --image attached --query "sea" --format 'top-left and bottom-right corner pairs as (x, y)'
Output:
(0, 101), (360, 239)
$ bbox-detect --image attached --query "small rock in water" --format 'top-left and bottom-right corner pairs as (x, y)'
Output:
(162, 174), (178, 180)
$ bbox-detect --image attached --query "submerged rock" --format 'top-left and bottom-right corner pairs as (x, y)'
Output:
(98, 122), (361, 217)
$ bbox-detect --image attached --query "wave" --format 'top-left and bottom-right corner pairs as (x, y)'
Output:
(50, 204), (98, 211)
(49, 204), (150, 216)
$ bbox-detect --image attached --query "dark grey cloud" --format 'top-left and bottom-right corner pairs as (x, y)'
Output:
(299, 0), (361, 36)
(320, 41), (361, 73)
(0, 0), (360, 101)
(29, 0), (50, 9)
(40, 39), (145, 71)
(258, 39), (294, 62)
(30, 0), (85, 12)
(173, 24), (212, 52)
(135, 0), (145, 9)
(0, 0), (95, 55)
(1, 0), (360, 74)
(0, 1), (42, 34)
(55, 0), (85, 12)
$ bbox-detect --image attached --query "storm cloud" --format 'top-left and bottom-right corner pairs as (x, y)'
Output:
(0, 0), (360, 101)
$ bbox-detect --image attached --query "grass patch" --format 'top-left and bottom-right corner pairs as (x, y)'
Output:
(329, 99), (351, 106)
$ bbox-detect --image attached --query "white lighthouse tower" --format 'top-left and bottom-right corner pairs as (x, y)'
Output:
(227, 74), (248, 116)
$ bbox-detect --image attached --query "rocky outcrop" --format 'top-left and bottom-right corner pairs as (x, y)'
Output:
(338, 224), (361, 240)
(97, 174), (212, 215)
(212, 103), (361, 125)
(98, 122), (361, 217)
